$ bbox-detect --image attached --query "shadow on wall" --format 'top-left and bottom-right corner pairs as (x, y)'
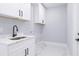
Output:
(0, 17), (32, 36)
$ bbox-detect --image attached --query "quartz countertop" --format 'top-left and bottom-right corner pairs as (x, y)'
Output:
(0, 35), (35, 45)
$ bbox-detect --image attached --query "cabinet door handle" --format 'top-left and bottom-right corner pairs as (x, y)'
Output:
(76, 38), (79, 41)
(19, 9), (21, 16)
(21, 10), (23, 17)
(25, 48), (29, 56)
(20, 10), (23, 17)
(42, 20), (44, 23)
(25, 49), (27, 56)
(19, 9), (23, 17)
(27, 48), (29, 55)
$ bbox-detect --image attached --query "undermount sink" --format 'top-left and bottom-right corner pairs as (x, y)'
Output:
(10, 36), (26, 40)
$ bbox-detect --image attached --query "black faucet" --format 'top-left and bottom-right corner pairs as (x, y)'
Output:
(12, 25), (18, 37)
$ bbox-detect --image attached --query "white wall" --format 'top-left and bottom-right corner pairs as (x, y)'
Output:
(67, 4), (74, 55)
(0, 17), (32, 37)
(67, 4), (79, 56)
(42, 5), (67, 44)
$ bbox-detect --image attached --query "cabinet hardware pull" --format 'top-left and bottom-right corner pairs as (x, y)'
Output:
(19, 9), (23, 17)
(25, 48), (29, 56)
(25, 49), (27, 56)
(76, 38), (79, 41)
(27, 48), (29, 55)
(20, 10), (23, 17)
(19, 9), (21, 16)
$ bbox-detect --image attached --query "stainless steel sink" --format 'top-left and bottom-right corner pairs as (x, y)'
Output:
(10, 36), (26, 40)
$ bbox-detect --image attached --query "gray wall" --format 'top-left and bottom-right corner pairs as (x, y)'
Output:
(42, 5), (67, 44)
(0, 17), (32, 37)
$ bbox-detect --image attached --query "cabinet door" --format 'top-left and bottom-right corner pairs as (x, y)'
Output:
(0, 3), (19, 17)
(8, 40), (26, 56)
(39, 4), (45, 24)
(9, 48), (25, 56)
(32, 3), (39, 23)
(20, 3), (31, 20)
(32, 3), (45, 24)
(28, 44), (35, 56)
(26, 39), (35, 56)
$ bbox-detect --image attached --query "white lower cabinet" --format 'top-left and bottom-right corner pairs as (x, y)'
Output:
(0, 39), (35, 56)
(26, 39), (35, 56)
(9, 48), (25, 56)
(32, 3), (46, 24)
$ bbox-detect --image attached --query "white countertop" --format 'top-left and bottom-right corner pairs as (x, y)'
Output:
(0, 35), (35, 45)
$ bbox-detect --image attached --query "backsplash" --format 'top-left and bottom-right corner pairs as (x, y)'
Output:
(0, 17), (32, 36)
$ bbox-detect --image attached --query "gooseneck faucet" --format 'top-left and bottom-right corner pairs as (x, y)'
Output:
(12, 25), (18, 37)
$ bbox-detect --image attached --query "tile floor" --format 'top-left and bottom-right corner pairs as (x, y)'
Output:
(36, 41), (70, 56)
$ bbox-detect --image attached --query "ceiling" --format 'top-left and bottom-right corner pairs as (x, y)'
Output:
(43, 3), (67, 8)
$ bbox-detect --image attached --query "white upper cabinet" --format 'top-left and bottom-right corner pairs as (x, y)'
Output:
(0, 38), (35, 56)
(39, 4), (46, 24)
(0, 3), (31, 21)
(0, 4), (19, 17)
(32, 3), (46, 24)
(19, 3), (31, 20)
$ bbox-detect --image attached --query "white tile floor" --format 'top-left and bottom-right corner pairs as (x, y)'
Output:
(36, 41), (70, 56)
